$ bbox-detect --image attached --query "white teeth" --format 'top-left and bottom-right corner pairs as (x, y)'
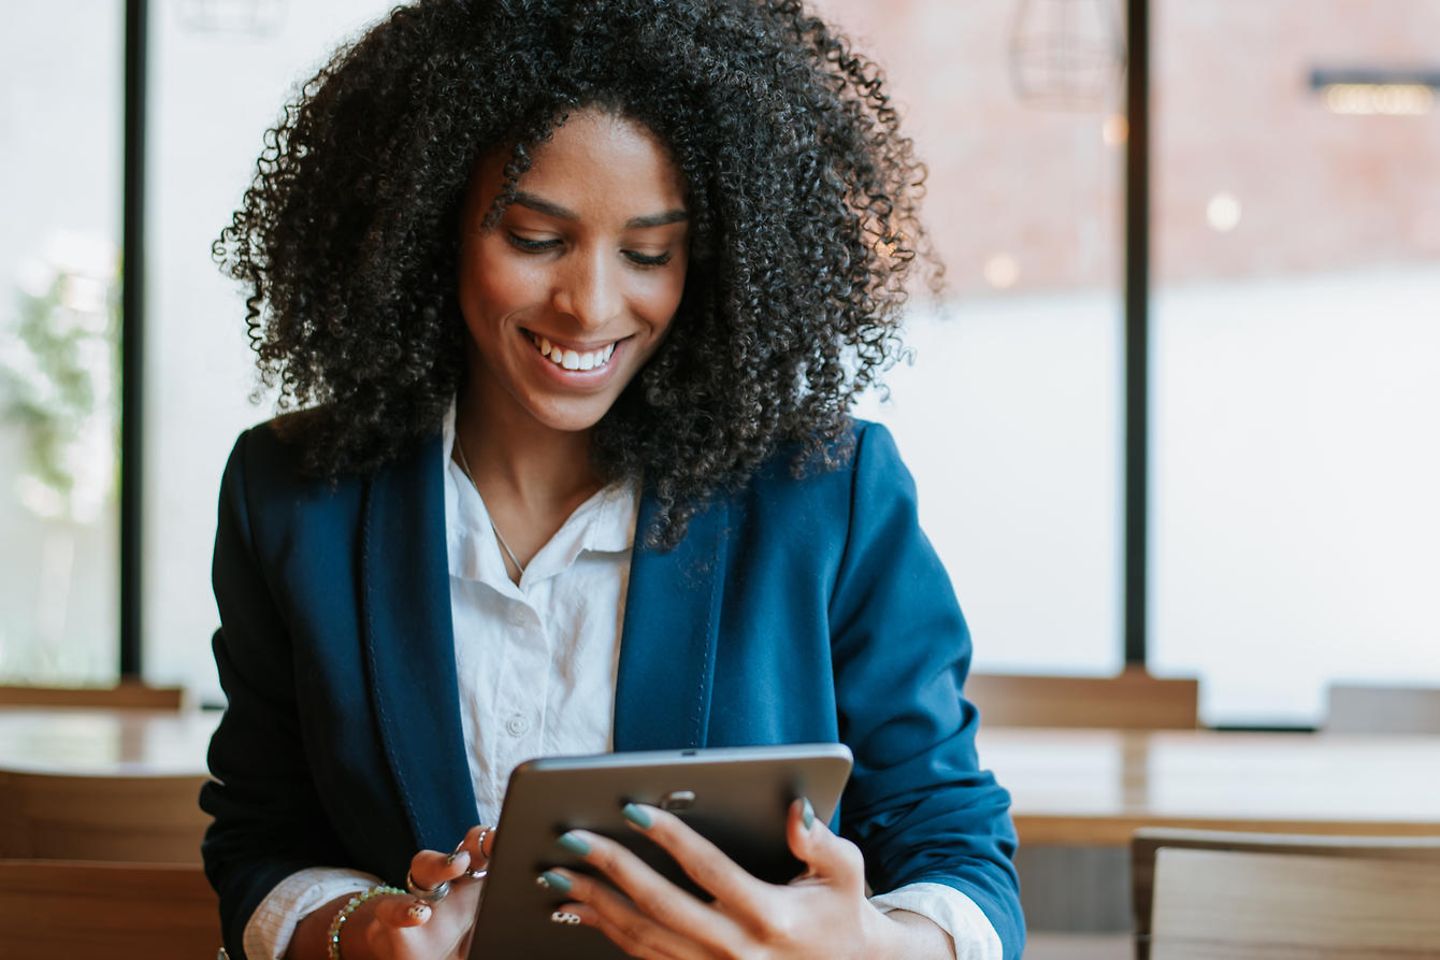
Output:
(529, 332), (617, 371)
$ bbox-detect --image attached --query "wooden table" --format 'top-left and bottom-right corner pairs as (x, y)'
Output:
(3, 711), (1438, 849)
(0, 707), (221, 776)
(979, 727), (1440, 846)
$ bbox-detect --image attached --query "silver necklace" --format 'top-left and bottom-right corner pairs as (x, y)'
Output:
(452, 432), (527, 577)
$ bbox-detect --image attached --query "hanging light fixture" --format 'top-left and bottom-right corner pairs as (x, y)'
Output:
(177, 0), (287, 36)
(1010, 0), (1126, 110)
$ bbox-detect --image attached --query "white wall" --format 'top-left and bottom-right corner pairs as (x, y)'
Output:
(856, 293), (1124, 678)
(1150, 266), (1440, 724)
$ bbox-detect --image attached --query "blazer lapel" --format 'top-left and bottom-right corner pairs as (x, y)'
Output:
(360, 431), (478, 851)
(613, 494), (728, 751)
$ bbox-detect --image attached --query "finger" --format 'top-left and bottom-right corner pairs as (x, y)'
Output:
(552, 829), (740, 949)
(370, 893), (434, 929)
(619, 803), (770, 914)
(544, 883), (705, 960)
(455, 823), (496, 878)
(786, 797), (865, 890)
(409, 845), (471, 893)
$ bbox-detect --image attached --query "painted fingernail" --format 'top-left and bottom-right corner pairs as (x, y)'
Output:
(551, 910), (583, 925)
(801, 797), (815, 830)
(556, 831), (591, 856)
(407, 901), (431, 922)
(622, 803), (653, 829)
(537, 870), (572, 894)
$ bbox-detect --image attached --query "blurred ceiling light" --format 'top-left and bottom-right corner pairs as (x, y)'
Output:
(1011, 0), (1126, 111)
(983, 254), (1022, 290)
(1310, 68), (1439, 116)
(1206, 193), (1242, 233)
(1102, 113), (1128, 146)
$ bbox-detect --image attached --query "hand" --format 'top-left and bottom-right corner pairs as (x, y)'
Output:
(537, 800), (936, 960)
(292, 825), (496, 960)
(357, 824), (496, 959)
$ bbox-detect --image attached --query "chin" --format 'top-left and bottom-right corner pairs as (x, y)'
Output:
(524, 397), (615, 434)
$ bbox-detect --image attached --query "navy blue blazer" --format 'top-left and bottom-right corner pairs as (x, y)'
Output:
(200, 417), (1024, 959)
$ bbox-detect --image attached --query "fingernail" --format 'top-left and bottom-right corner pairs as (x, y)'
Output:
(550, 910), (583, 925)
(407, 901), (431, 922)
(537, 871), (572, 894)
(556, 831), (591, 856)
(801, 797), (815, 830)
(621, 803), (653, 830)
(444, 847), (469, 866)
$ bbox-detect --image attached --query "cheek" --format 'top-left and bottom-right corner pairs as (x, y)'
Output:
(636, 266), (688, 334)
(461, 248), (547, 323)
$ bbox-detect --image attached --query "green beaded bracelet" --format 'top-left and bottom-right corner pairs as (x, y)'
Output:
(326, 884), (405, 960)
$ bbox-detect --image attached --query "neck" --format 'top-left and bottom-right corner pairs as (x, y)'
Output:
(454, 377), (601, 519)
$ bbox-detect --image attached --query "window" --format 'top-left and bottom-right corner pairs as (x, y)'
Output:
(0, 3), (124, 684)
(826, 0), (1127, 674)
(1149, 0), (1440, 723)
(143, 0), (401, 701)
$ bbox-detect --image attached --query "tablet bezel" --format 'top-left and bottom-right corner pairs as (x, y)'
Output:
(468, 742), (853, 959)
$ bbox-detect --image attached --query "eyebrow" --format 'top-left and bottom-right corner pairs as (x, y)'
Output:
(512, 190), (689, 229)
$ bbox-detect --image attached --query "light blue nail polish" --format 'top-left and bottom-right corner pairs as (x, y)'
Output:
(537, 870), (572, 894)
(801, 797), (815, 830)
(556, 832), (591, 856)
(622, 803), (653, 829)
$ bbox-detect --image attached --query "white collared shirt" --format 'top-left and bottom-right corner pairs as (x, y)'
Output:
(241, 403), (1000, 960)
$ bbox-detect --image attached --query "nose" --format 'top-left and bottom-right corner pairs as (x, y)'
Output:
(551, 246), (622, 331)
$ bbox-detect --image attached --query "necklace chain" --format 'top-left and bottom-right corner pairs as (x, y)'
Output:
(452, 431), (527, 578)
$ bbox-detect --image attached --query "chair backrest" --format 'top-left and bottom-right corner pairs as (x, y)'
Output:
(0, 681), (184, 710)
(1150, 848), (1440, 959)
(0, 859), (220, 960)
(0, 769), (209, 863)
(965, 668), (1198, 729)
(1132, 828), (1440, 960)
(1325, 683), (1440, 734)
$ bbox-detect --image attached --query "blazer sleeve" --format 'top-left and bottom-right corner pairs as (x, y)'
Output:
(828, 423), (1025, 959)
(199, 428), (352, 959)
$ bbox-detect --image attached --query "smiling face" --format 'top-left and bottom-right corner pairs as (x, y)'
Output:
(457, 109), (691, 439)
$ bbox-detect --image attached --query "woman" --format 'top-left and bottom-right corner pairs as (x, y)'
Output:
(202, 1), (1023, 958)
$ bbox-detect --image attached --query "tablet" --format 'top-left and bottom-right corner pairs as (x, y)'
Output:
(468, 742), (853, 959)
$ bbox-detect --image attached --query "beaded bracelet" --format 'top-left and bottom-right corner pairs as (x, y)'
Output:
(326, 884), (405, 960)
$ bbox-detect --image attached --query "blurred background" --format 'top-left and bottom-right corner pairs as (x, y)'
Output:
(1, 0), (1437, 724)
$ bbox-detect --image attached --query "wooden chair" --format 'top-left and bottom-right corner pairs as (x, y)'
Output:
(1132, 828), (1440, 959)
(0, 859), (220, 960)
(0, 680), (184, 711)
(0, 769), (209, 863)
(965, 668), (1198, 730)
(980, 669), (1199, 933)
(1325, 683), (1440, 734)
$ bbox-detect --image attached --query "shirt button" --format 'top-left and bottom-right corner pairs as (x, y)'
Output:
(504, 714), (530, 737)
(507, 607), (528, 627)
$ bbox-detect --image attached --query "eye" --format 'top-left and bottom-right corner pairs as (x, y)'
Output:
(507, 233), (562, 253)
(624, 250), (672, 267)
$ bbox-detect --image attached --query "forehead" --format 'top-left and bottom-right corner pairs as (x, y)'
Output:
(470, 109), (687, 223)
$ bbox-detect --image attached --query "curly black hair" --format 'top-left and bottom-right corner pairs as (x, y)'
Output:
(215, 0), (935, 546)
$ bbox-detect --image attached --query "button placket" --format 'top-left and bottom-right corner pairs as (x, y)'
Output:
(492, 597), (545, 775)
